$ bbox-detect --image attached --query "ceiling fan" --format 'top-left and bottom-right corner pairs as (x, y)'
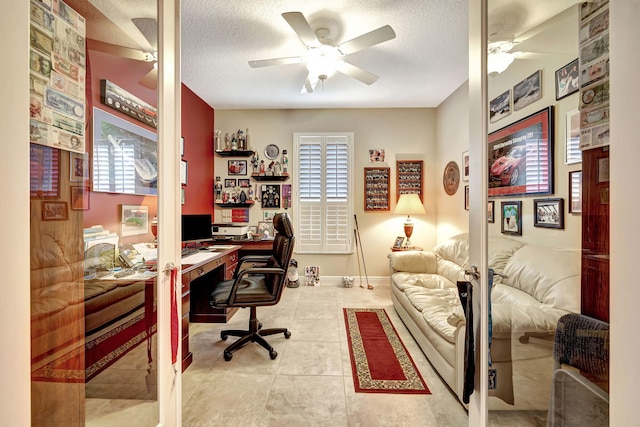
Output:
(249, 12), (396, 94)
(87, 17), (158, 89)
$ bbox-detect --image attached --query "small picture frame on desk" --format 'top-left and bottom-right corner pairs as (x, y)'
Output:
(257, 221), (274, 239)
(393, 236), (405, 249)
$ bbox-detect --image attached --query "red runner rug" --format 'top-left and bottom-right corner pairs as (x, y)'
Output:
(344, 308), (430, 394)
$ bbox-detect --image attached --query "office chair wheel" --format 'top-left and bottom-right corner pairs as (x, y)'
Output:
(269, 349), (277, 360)
(221, 332), (228, 341)
(284, 330), (291, 339)
(224, 351), (233, 361)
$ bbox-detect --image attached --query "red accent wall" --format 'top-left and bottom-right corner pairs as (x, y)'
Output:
(83, 50), (214, 244)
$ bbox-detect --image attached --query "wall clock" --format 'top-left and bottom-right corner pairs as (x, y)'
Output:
(443, 161), (460, 195)
(264, 144), (280, 160)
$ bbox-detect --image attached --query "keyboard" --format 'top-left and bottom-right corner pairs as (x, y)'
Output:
(181, 247), (199, 257)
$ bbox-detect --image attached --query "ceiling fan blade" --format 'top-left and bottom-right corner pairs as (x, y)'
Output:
(139, 67), (157, 90)
(132, 17), (158, 50)
(338, 25), (396, 55)
(336, 61), (379, 85)
(282, 12), (319, 47)
(301, 74), (319, 94)
(87, 38), (152, 62)
(248, 56), (303, 68)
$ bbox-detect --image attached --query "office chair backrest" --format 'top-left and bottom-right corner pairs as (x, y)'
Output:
(266, 213), (295, 296)
(553, 313), (609, 376)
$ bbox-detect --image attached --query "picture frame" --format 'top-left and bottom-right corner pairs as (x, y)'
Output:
(180, 160), (188, 185)
(100, 80), (157, 128)
(501, 200), (522, 236)
(247, 225), (258, 238)
(92, 107), (158, 196)
(364, 167), (390, 211)
(555, 58), (579, 100)
(261, 184), (281, 209)
(228, 160), (247, 175)
(30, 144), (60, 198)
(69, 151), (89, 182)
(224, 178), (236, 188)
(462, 150), (470, 181)
(489, 89), (511, 123)
(396, 160), (423, 202)
(565, 109), (582, 164)
(121, 204), (149, 237)
(181, 188), (185, 205)
(393, 236), (405, 249)
(513, 70), (542, 111)
(488, 200), (495, 223)
(238, 178), (250, 188)
(42, 201), (68, 221)
(569, 170), (582, 214)
(180, 136), (184, 156)
(368, 149), (385, 162)
(257, 221), (275, 238)
(488, 106), (554, 197)
(534, 198), (565, 229)
(464, 185), (470, 210)
(70, 185), (90, 210)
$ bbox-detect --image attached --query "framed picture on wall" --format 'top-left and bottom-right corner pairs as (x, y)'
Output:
(462, 150), (470, 181)
(228, 160), (247, 175)
(513, 70), (542, 111)
(569, 170), (582, 213)
(180, 160), (188, 185)
(534, 198), (565, 229)
(464, 185), (470, 210)
(501, 200), (522, 236)
(488, 200), (495, 223)
(555, 59), (579, 100)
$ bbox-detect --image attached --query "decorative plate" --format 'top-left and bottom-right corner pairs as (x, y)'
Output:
(264, 144), (280, 160)
(443, 161), (460, 195)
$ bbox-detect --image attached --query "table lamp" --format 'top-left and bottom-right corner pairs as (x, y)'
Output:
(395, 193), (426, 248)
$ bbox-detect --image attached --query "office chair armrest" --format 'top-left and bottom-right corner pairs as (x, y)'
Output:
(234, 255), (272, 276)
(227, 267), (285, 304)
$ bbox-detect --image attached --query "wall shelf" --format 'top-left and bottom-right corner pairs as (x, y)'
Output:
(215, 201), (255, 208)
(251, 174), (289, 181)
(215, 150), (254, 157)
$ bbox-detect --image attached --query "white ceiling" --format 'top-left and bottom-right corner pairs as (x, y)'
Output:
(74, 0), (580, 110)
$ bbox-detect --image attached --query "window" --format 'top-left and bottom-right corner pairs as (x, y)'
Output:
(293, 133), (353, 254)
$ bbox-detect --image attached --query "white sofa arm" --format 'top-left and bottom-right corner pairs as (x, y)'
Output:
(388, 251), (438, 274)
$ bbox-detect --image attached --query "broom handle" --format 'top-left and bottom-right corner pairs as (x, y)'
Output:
(354, 215), (370, 285)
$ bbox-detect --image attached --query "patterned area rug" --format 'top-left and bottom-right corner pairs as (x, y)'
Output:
(343, 308), (430, 394)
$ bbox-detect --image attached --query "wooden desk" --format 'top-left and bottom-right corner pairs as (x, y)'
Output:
(181, 245), (240, 371)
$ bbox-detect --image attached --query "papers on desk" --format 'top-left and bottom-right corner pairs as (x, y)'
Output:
(181, 251), (217, 264)
(133, 243), (158, 261)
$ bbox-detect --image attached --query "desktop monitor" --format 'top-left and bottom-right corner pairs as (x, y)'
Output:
(181, 214), (213, 243)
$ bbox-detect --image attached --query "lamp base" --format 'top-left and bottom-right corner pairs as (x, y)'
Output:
(403, 221), (414, 248)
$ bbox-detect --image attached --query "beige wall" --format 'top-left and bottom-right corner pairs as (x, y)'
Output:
(215, 108), (437, 277)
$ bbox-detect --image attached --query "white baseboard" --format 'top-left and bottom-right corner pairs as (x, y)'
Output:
(304, 276), (390, 287)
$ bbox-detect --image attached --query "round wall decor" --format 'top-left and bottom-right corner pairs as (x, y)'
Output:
(443, 161), (460, 195)
(264, 144), (280, 160)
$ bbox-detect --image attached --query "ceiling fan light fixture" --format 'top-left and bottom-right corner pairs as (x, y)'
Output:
(487, 51), (515, 76)
(306, 47), (339, 79)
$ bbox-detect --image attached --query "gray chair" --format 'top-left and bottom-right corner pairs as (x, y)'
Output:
(209, 212), (295, 361)
(547, 313), (609, 426)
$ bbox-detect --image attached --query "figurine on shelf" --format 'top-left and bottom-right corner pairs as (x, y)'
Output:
(224, 132), (230, 150)
(281, 149), (288, 173)
(237, 129), (245, 150)
(267, 161), (275, 175)
(259, 160), (265, 174)
(252, 152), (259, 174)
(248, 184), (254, 200)
(239, 190), (247, 203)
(222, 190), (229, 204)
(245, 128), (251, 150)
(273, 161), (282, 176)
(214, 129), (222, 152)
(231, 133), (238, 151)
(214, 176), (222, 201)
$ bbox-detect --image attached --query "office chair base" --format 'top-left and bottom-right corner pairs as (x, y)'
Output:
(220, 307), (291, 361)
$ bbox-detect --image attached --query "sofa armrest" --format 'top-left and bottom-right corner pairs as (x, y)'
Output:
(388, 251), (438, 274)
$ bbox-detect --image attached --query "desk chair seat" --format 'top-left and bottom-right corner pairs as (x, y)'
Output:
(209, 213), (295, 361)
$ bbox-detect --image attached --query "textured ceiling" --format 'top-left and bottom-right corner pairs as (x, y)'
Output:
(75, 0), (580, 110)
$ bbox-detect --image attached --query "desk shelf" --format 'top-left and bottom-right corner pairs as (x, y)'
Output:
(215, 150), (254, 157)
(251, 173), (289, 181)
(215, 201), (255, 208)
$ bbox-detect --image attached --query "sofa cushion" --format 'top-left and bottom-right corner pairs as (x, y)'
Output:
(436, 258), (466, 285)
(488, 235), (526, 282)
(391, 272), (455, 292)
(491, 302), (569, 337)
(404, 287), (464, 343)
(389, 251), (437, 273)
(503, 245), (581, 312)
(433, 233), (469, 269)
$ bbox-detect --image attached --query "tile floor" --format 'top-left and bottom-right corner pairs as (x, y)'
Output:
(87, 283), (550, 426)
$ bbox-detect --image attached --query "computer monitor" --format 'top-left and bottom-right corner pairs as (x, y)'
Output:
(181, 214), (213, 243)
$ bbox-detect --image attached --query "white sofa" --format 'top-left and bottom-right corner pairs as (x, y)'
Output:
(388, 233), (581, 405)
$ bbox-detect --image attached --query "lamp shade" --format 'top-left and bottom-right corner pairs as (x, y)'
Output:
(395, 194), (426, 216)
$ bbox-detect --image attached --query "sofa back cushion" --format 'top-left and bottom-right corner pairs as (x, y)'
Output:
(389, 251), (438, 274)
(433, 233), (469, 269)
(503, 245), (581, 312)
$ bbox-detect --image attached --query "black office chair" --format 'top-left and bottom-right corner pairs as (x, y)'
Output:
(209, 212), (295, 361)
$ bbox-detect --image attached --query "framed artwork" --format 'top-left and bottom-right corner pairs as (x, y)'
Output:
(180, 160), (188, 185)
(396, 160), (423, 202)
(462, 151), (470, 181)
(100, 80), (157, 128)
(224, 178), (236, 188)
(464, 185), (470, 210)
(238, 178), (250, 188)
(534, 198), (565, 229)
(488, 106), (553, 197)
(569, 171), (582, 214)
(30, 144), (60, 198)
(555, 59), (579, 100)
(261, 184), (281, 209)
(513, 70), (542, 111)
(488, 200), (495, 223)
(257, 221), (275, 238)
(181, 188), (185, 205)
(442, 161), (460, 196)
(501, 201), (522, 236)
(228, 160), (247, 175)
(393, 236), (405, 249)
(92, 107), (158, 196)
(565, 109), (582, 164)
(70, 185), (90, 210)
(42, 201), (68, 221)
(489, 89), (511, 123)
(368, 149), (385, 162)
(69, 151), (89, 181)
(364, 167), (390, 211)
(121, 204), (149, 237)
(180, 136), (184, 156)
